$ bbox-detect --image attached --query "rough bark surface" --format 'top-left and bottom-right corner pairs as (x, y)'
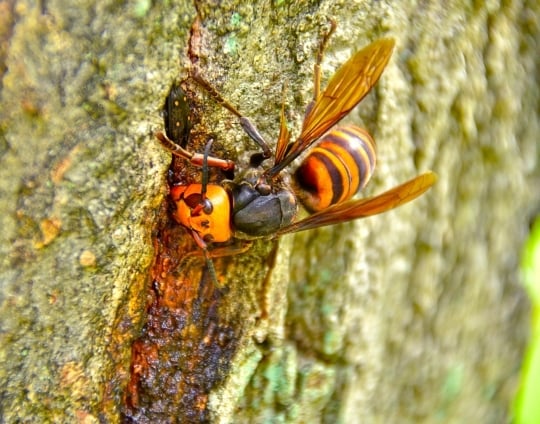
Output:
(0, 0), (538, 423)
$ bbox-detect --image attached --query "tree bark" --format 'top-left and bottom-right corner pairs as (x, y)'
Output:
(0, 0), (538, 423)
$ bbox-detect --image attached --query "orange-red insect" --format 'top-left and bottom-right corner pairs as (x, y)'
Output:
(156, 21), (436, 260)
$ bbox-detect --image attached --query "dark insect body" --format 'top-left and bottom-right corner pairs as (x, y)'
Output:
(163, 83), (192, 147)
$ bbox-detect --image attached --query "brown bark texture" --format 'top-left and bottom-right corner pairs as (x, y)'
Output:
(0, 0), (538, 423)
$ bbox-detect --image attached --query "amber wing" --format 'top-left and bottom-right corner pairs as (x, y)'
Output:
(276, 171), (437, 235)
(269, 38), (395, 176)
(274, 104), (291, 164)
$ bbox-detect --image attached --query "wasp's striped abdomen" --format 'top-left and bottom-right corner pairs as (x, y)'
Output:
(294, 125), (376, 212)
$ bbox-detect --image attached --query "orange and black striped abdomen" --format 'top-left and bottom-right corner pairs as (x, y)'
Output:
(294, 125), (376, 212)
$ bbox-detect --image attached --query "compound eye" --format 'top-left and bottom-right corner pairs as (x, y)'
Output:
(201, 198), (214, 214)
(184, 193), (214, 215)
(185, 193), (203, 208)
